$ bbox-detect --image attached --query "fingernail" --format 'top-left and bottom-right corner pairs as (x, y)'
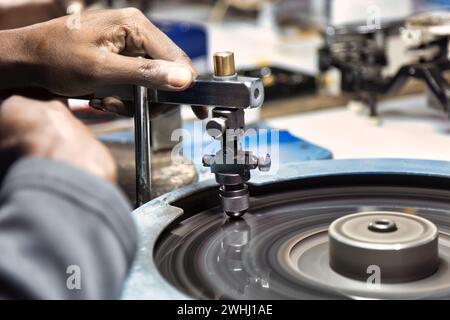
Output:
(90, 101), (105, 111)
(167, 67), (192, 88)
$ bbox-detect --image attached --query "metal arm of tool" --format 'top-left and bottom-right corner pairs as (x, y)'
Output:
(123, 52), (267, 213)
(93, 76), (264, 109)
(201, 52), (270, 217)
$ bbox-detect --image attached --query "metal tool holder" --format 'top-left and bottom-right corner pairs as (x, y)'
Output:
(132, 52), (267, 214)
(202, 52), (270, 217)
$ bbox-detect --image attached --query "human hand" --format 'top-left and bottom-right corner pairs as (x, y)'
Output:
(0, 96), (117, 182)
(27, 8), (206, 117)
(0, 0), (83, 30)
(1, 7), (208, 118)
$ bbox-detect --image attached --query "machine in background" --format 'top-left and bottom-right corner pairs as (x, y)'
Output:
(318, 12), (450, 119)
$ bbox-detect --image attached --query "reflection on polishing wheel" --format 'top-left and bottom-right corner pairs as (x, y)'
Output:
(123, 159), (450, 300)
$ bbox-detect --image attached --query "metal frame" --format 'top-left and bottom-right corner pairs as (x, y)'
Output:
(129, 76), (263, 207)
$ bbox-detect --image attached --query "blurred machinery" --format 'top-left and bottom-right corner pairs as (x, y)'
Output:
(275, 0), (414, 27)
(319, 12), (450, 118)
(241, 67), (316, 101)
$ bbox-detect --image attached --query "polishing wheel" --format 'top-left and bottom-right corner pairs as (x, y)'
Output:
(123, 159), (450, 300)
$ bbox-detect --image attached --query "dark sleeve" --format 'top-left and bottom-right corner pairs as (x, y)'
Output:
(0, 157), (137, 299)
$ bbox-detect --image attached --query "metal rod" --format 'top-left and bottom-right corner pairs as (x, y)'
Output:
(134, 85), (151, 206)
(81, 76), (263, 109)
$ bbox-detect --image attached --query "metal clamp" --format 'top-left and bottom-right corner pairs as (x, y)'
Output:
(128, 52), (265, 209)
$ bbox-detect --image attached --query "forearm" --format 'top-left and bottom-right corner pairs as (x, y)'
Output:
(0, 27), (42, 90)
(0, 157), (137, 299)
(0, 1), (64, 30)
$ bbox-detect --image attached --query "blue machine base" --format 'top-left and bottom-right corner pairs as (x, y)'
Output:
(98, 122), (332, 165)
(181, 122), (332, 165)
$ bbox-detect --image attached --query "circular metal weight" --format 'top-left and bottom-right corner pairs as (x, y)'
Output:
(329, 211), (439, 283)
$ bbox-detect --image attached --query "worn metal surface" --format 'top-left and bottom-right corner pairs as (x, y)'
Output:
(121, 158), (450, 299)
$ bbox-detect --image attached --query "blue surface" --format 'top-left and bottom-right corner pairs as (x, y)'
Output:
(425, 0), (450, 9)
(154, 20), (207, 60)
(181, 121), (332, 165)
(250, 158), (450, 185)
(98, 130), (134, 143)
(98, 122), (333, 165)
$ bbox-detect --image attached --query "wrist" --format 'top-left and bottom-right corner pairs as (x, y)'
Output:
(0, 27), (44, 89)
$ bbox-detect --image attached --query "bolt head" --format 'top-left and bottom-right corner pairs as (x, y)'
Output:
(206, 118), (227, 138)
(258, 154), (271, 172)
(202, 154), (214, 167)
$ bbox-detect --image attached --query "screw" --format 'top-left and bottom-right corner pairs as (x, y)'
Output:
(258, 154), (271, 172)
(206, 117), (227, 138)
(202, 154), (214, 167)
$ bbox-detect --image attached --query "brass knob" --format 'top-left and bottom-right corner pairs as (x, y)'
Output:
(213, 51), (236, 77)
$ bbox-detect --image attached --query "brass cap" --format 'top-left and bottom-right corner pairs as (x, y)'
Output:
(213, 51), (236, 76)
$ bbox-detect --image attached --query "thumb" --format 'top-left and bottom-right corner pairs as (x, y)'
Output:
(100, 54), (195, 90)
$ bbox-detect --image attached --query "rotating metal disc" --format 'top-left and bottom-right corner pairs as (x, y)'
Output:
(123, 159), (450, 300)
(153, 186), (450, 299)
